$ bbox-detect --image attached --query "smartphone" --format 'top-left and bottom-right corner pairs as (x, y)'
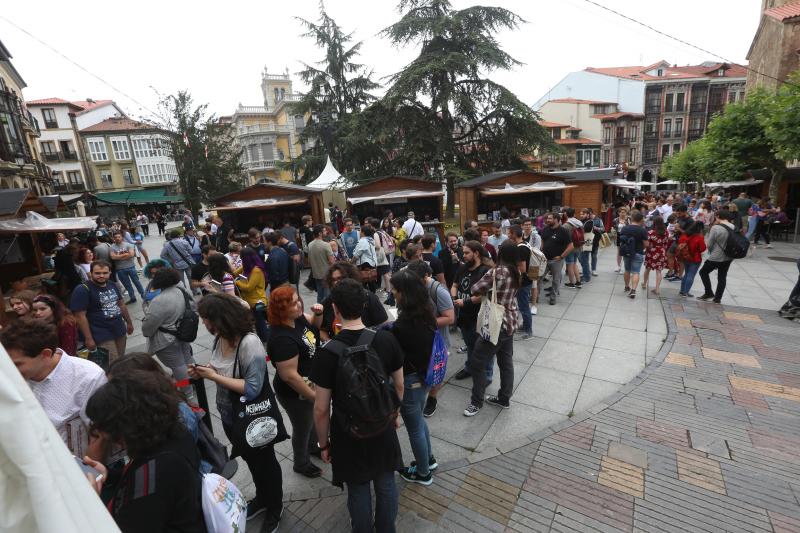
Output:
(74, 456), (101, 480)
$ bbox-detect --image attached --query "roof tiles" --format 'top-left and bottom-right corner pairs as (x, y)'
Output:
(764, 1), (800, 22)
(79, 117), (156, 133)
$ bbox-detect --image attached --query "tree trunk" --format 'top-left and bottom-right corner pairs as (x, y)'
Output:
(769, 164), (785, 203)
(446, 174), (455, 218)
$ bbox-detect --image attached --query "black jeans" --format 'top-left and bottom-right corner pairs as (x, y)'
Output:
(699, 259), (732, 301)
(753, 219), (771, 244)
(468, 330), (514, 407)
(276, 390), (316, 470)
(223, 423), (283, 515)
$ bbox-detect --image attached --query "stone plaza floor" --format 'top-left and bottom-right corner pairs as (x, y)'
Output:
(129, 228), (800, 532)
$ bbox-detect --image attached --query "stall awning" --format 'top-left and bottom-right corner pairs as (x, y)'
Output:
(656, 180), (681, 186)
(605, 179), (641, 189)
(94, 187), (184, 205)
(704, 179), (764, 188)
(0, 211), (97, 233)
(214, 197), (309, 211)
(347, 190), (444, 205)
(480, 181), (577, 196)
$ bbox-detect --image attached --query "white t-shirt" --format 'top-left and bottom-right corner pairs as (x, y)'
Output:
(658, 204), (673, 219)
(28, 351), (107, 455)
(324, 208), (332, 223)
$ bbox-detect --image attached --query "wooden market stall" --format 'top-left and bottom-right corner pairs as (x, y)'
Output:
(214, 181), (325, 237)
(456, 169), (610, 230)
(345, 176), (445, 240)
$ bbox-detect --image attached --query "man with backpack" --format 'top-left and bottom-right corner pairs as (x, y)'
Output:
(698, 210), (745, 303)
(619, 211), (649, 299)
(160, 230), (196, 288)
(312, 278), (405, 533)
(509, 225), (534, 340)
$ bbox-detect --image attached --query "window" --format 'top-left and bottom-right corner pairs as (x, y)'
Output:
(40, 141), (56, 154)
(569, 130), (579, 140)
(629, 148), (636, 164)
(630, 125), (638, 142)
(593, 149), (600, 166)
(111, 137), (131, 160)
(294, 115), (305, 130)
(657, 68), (664, 77)
(576, 150), (583, 165)
(728, 91), (736, 104)
(52, 171), (63, 184)
(663, 119), (672, 136)
(717, 68), (725, 77)
(274, 88), (280, 103)
(41, 108), (58, 128)
(551, 128), (560, 140)
(676, 93), (685, 112)
(122, 168), (134, 185)
(277, 149), (285, 161)
(616, 126), (625, 140)
(67, 171), (82, 185)
(673, 143), (681, 155)
(584, 150), (592, 166)
(661, 144), (670, 160)
(87, 138), (108, 161)
(664, 94), (673, 112)
(646, 94), (660, 111)
(603, 127), (611, 143)
(100, 171), (113, 187)
(603, 149), (609, 166)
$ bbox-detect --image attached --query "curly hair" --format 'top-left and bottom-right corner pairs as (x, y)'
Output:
(0, 318), (58, 357)
(267, 285), (297, 325)
(197, 293), (254, 341)
(86, 370), (181, 459)
(324, 261), (360, 289)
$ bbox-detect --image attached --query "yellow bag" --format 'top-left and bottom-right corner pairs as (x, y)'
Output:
(600, 233), (612, 248)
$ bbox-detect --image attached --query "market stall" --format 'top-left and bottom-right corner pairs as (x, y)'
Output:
(214, 182), (324, 237)
(346, 176), (445, 239)
(306, 156), (352, 212)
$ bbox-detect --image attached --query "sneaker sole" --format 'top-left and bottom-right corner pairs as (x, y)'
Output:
(486, 399), (510, 409)
(400, 473), (433, 485)
(246, 507), (266, 521)
(423, 407), (437, 418)
(463, 408), (480, 417)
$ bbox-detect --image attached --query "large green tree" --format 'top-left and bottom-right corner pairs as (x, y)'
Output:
(762, 71), (800, 197)
(288, 3), (381, 181)
(381, 0), (555, 215)
(660, 136), (713, 184)
(156, 91), (243, 215)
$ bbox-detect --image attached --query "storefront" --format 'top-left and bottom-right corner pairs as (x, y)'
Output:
(346, 176), (445, 239)
(214, 182), (324, 237)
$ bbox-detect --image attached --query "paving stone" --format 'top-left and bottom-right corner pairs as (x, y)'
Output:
(729, 375), (800, 402)
(688, 430), (731, 459)
(664, 351), (695, 367)
(683, 377), (731, 396)
(607, 442), (648, 469)
(701, 347), (762, 368)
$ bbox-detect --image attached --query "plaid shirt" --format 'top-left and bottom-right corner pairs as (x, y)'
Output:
(471, 264), (519, 335)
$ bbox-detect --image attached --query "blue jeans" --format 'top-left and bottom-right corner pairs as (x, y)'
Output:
(623, 253), (644, 274)
(460, 324), (493, 380)
(681, 261), (701, 295)
(314, 278), (329, 304)
(116, 266), (144, 300)
(579, 251), (592, 282)
(516, 284), (532, 335)
(346, 470), (397, 533)
(400, 373), (432, 475)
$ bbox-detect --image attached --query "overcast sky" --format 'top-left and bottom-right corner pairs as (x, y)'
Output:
(2, 0), (760, 121)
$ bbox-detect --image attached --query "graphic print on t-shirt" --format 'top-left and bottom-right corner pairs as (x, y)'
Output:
(302, 327), (317, 358)
(99, 286), (121, 319)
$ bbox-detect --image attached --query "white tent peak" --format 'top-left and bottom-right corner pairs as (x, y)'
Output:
(307, 156), (354, 190)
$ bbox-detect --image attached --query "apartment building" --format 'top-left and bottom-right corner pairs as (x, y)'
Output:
(538, 121), (601, 172)
(747, 0), (800, 91)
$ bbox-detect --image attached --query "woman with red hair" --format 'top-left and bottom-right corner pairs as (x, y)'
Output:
(31, 294), (79, 355)
(267, 286), (325, 478)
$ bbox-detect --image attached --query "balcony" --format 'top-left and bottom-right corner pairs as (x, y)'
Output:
(675, 104), (685, 112)
(644, 130), (658, 139)
(54, 182), (87, 193)
(63, 150), (79, 161)
(613, 137), (631, 146)
(643, 155), (659, 164)
(687, 128), (704, 140)
(645, 105), (661, 114)
(43, 152), (62, 162)
(238, 123), (293, 135)
(244, 159), (277, 171)
(690, 102), (706, 113)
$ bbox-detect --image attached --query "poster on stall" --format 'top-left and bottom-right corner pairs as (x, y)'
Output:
(520, 208), (529, 217)
(492, 210), (500, 221)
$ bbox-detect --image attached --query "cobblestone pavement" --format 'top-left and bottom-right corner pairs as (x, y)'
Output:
(265, 297), (800, 532)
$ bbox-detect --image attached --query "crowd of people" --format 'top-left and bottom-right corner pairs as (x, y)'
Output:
(1, 187), (797, 532)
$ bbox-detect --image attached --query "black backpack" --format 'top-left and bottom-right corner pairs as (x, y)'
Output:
(325, 329), (400, 439)
(618, 232), (637, 258)
(159, 288), (199, 342)
(721, 225), (749, 259)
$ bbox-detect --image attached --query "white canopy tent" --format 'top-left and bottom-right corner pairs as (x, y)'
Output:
(0, 343), (121, 532)
(480, 181), (577, 196)
(0, 211), (97, 234)
(605, 179), (641, 189)
(306, 156), (355, 190)
(348, 189), (444, 205)
(704, 179), (764, 189)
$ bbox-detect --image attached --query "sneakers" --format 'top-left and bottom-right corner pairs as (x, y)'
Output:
(531, 305), (538, 316)
(614, 267), (621, 273)
(463, 404), (481, 417)
(246, 498), (267, 521)
(293, 463), (322, 478)
(516, 332), (533, 341)
(697, 294), (715, 301)
(486, 396), (510, 409)
(628, 290), (636, 299)
(549, 295), (556, 305)
(668, 275), (682, 282)
(574, 282), (582, 289)
(454, 368), (471, 380)
(564, 283), (576, 289)
(423, 396), (437, 418)
(400, 466), (433, 485)
(457, 345), (468, 354)
(260, 510), (282, 533)
(766, 244), (773, 249)
(411, 456), (438, 471)
(592, 271), (598, 276)
(624, 286), (631, 293)
(679, 292), (694, 298)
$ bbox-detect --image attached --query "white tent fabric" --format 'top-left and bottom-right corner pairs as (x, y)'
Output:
(0, 343), (121, 532)
(605, 179), (641, 189)
(0, 211), (97, 233)
(307, 156), (355, 190)
(214, 197), (308, 211)
(704, 179), (764, 188)
(656, 180), (681, 186)
(480, 181), (577, 196)
(348, 190), (444, 205)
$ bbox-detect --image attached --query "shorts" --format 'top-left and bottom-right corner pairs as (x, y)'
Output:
(623, 253), (644, 274)
(564, 250), (580, 264)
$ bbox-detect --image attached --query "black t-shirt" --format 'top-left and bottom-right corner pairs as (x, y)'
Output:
(422, 252), (445, 280)
(301, 226), (314, 249)
(620, 224), (649, 254)
(438, 247), (462, 288)
(310, 328), (404, 485)
(391, 317), (435, 376)
(190, 262), (209, 282)
(320, 290), (388, 338)
(215, 224), (230, 253)
(454, 263), (489, 326)
(540, 226), (572, 260)
(516, 243), (533, 287)
(267, 316), (320, 397)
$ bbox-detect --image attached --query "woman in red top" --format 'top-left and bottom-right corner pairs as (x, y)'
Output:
(678, 221), (707, 297)
(31, 294), (79, 355)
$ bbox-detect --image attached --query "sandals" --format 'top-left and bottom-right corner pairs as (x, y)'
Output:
(650, 289), (660, 296)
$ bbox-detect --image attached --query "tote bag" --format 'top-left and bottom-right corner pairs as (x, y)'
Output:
(477, 269), (504, 345)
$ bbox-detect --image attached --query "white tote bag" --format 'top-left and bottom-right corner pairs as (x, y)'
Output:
(477, 269), (505, 345)
(201, 473), (247, 533)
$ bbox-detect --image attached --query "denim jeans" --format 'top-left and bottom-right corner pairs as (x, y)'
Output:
(516, 284), (532, 335)
(591, 235), (601, 271)
(116, 266), (144, 300)
(460, 323), (493, 380)
(399, 373), (432, 476)
(314, 277), (330, 304)
(468, 331), (514, 407)
(579, 251), (592, 282)
(680, 261), (701, 295)
(252, 306), (270, 343)
(346, 470), (398, 533)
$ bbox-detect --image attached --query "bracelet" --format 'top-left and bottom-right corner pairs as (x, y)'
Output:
(317, 441), (330, 451)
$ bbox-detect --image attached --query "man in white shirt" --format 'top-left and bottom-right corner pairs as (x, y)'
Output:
(658, 197), (673, 220)
(1, 320), (107, 457)
(402, 211), (424, 239)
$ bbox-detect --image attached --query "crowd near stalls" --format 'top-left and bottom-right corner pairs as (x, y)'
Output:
(2, 175), (800, 533)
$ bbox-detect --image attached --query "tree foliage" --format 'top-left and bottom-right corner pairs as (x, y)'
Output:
(763, 70), (800, 164)
(660, 137), (712, 184)
(155, 91), (243, 215)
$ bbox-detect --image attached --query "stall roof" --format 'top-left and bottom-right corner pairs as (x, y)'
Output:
(704, 179), (764, 188)
(39, 195), (66, 213)
(480, 181), (577, 196)
(348, 189), (444, 205)
(605, 179), (641, 189)
(214, 198), (309, 211)
(454, 170), (531, 189)
(0, 211), (97, 233)
(94, 187), (184, 205)
(548, 168), (618, 182)
(214, 181), (320, 204)
(0, 188), (50, 218)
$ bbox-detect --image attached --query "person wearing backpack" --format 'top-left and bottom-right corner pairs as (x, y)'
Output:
(698, 210), (738, 303)
(618, 211), (649, 299)
(389, 269), (439, 485)
(311, 278), (405, 533)
(141, 268), (199, 406)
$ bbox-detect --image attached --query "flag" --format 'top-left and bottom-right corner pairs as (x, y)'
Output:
(183, 131), (190, 147)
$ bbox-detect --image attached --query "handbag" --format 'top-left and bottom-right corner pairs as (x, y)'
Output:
(600, 232), (612, 248)
(227, 334), (289, 454)
(359, 266), (378, 284)
(201, 473), (247, 533)
(477, 269), (504, 345)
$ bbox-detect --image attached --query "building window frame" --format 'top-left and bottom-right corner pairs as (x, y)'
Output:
(87, 137), (108, 161)
(67, 170), (82, 185)
(110, 136), (131, 160)
(41, 108), (58, 129)
(100, 170), (113, 188)
(122, 168), (134, 185)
